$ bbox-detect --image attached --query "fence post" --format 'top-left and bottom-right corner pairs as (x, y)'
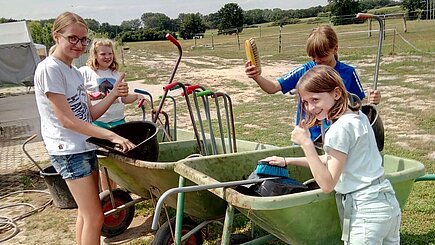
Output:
(211, 32), (214, 50)
(402, 14), (407, 32)
(392, 28), (396, 54)
(368, 19), (372, 37)
(278, 25), (282, 53)
(236, 29), (240, 50)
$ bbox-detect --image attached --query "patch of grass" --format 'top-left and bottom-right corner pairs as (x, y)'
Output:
(19, 176), (34, 189)
(120, 64), (160, 84)
(417, 111), (435, 134)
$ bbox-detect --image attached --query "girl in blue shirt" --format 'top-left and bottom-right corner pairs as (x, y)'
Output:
(245, 25), (381, 141)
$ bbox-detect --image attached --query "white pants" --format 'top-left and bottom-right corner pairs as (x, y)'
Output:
(345, 191), (401, 245)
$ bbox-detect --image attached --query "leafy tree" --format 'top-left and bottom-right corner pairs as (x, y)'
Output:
(244, 9), (266, 25)
(359, 0), (395, 11)
(120, 19), (142, 31)
(203, 12), (220, 29)
(0, 17), (18, 23)
(27, 21), (53, 48)
(120, 29), (176, 42)
(141, 12), (172, 31)
(99, 22), (122, 39)
(84, 18), (100, 32)
(401, 0), (426, 19)
(217, 3), (244, 33)
(178, 13), (206, 39)
(328, 0), (362, 25)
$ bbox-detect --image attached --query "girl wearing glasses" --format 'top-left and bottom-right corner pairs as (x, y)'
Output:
(34, 11), (135, 244)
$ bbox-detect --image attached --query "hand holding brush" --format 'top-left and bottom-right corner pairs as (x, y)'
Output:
(255, 158), (289, 178)
(260, 157), (287, 168)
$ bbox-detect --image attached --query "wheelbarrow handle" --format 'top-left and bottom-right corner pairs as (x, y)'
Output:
(181, 84), (206, 96)
(415, 174), (435, 182)
(134, 88), (152, 96)
(165, 33), (180, 49)
(163, 81), (180, 91)
(22, 134), (44, 172)
(195, 90), (213, 97)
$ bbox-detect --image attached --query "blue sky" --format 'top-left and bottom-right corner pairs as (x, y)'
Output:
(1, 0), (327, 25)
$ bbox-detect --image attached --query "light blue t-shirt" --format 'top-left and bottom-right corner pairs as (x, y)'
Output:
(323, 111), (384, 194)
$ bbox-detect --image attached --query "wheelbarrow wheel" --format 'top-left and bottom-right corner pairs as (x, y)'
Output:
(100, 188), (135, 237)
(152, 217), (203, 245)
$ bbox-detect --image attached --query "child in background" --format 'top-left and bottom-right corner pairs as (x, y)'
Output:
(245, 25), (381, 142)
(80, 38), (145, 190)
(34, 12), (135, 244)
(263, 65), (400, 244)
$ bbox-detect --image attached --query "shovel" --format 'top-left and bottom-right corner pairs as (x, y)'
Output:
(356, 13), (385, 151)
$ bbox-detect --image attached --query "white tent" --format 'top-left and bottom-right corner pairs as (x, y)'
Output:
(0, 21), (40, 85)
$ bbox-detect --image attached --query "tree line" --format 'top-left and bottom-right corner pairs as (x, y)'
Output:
(1, 0), (409, 49)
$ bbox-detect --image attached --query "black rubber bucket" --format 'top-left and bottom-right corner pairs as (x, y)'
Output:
(41, 165), (77, 209)
(87, 121), (159, 161)
(362, 104), (384, 152)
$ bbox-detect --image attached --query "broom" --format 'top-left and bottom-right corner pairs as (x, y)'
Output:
(255, 161), (288, 178)
(245, 38), (261, 74)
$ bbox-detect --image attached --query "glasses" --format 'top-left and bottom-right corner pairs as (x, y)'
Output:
(59, 33), (91, 46)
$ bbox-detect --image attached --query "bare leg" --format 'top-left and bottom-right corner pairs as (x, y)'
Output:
(67, 171), (103, 245)
(76, 209), (83, 245)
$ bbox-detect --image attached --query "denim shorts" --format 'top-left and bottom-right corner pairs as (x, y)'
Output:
(49, 151), (99, 180)
(346, 191), (401, 245)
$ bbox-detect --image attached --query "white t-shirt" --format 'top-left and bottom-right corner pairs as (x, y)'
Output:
(323, 111), (385, 195)
(34, 56), (96, 155)
(79, 66), (125, 123)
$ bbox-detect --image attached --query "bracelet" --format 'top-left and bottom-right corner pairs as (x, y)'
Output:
(282, 157), (286, 166)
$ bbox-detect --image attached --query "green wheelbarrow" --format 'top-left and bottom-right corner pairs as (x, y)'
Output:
(93, 128), (279, 241)
(152, 145), (428, 245)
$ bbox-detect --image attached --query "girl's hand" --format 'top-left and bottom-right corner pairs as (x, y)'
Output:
(89, 91), (104, 100)
(112, 73), (129, 98)
(368, 88), (381, 105)
(245, 60), (261, 78)
(136, 94), (149, 105)
(291, 120), (311, 146)
(112, 134), (135, 152)
(260, 156), (286, 167)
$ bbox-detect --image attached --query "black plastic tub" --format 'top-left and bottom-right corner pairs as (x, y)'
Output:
(87, 121), (159, 161)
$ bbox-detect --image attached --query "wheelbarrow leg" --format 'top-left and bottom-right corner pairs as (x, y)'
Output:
(175, 176), (186, 245)
(103, 167), (116, 206)
(221, 204), (235, 245)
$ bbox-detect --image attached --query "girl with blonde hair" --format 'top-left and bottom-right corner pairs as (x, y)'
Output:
(34, 12), (135, 244)
(80, 38), (145, 190)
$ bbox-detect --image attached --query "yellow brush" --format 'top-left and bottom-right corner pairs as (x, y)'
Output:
(245, 38), (261, 73)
